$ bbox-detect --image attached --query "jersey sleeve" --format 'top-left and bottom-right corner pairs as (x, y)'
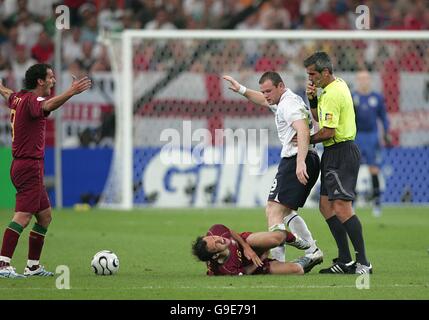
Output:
(283, 101), (307, 124)
(7, 92), (17, 109)
(27, 95), (48, 119)
(206, 224), (231, 238)
(320, 92), (340, 128)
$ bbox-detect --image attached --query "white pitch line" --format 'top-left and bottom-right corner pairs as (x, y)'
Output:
(0, 284), (427, 291)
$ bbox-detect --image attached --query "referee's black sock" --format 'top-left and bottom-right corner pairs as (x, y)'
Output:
(326, 216), (352, 263)
(343, 215), (369, 266)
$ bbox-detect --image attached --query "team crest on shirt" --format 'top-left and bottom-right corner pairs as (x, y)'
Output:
(325, 113), (333, 121)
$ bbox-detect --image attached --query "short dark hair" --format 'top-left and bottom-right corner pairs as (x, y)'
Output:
(192, 236), (213, 261)
(303, 51), (333, 74)
(258, 71), (284, 86)
(24, 63), (52, 89)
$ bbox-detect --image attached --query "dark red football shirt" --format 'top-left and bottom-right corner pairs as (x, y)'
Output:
(206, 224), (247, 276)
(8, 90), (50, 159)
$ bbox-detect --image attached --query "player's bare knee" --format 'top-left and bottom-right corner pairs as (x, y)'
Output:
(13, 212), (32, 228)
(36, 208), (52, 227)
(38, 215), (52, 228)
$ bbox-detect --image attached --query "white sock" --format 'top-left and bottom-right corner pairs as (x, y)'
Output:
(269, 223), (286, 262)
(27, 260), (39, 268)
(284, 211), (317, 255)
(0, 256), (11, 264)
(270, 246), (285, 262)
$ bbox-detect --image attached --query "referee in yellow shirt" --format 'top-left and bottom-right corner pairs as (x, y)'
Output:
(304, 52), (372, 274)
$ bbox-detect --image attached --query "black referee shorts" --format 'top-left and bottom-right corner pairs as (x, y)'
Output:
(268, 150), (320, 210)
(320, 140), (361, 201)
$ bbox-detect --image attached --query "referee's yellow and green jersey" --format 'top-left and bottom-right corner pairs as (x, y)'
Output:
(317, 78), (356, 147)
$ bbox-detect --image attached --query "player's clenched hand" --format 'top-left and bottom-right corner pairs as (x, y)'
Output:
(306, 81), (316, 100)
(223, 75), (241, 92)
(70, 75), (92, 95)
(243, 246), (263, 267)
(296, 160), (309, 185)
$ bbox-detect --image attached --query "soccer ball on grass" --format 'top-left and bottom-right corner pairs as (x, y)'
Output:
(91, 250), (120, 275)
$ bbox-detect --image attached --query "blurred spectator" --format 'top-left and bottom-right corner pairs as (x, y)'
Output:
(43, 3), (62, 37)
(80, 3), (98, 42)
(260, 0), (291, 29)
(164, 0), (187, 29)
(16, 10), (43, 50)
(145, 6), (177, 30)
(78, 40), (99, 72)
(27, 0), (58, 20)
(121, 9), (141, 30)
(236, 11), (262, 66)
(0, 26), (20, 60)
(98, 0), (124, 32)
(31, 31), (54, 64)
(64, 0), (87, 26)
(314, 0), (338, 29)
(254, 41), (286, 72)
(3, 0), (30, 27)
(90, 46), (111, 72)
(11, 44), (37, 85)
(385, 7), (405, 30)
(0, 51), (10, 71)
(63, 28), (84, 67)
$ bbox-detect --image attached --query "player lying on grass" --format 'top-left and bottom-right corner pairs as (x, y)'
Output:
(192, 224), (321, 276)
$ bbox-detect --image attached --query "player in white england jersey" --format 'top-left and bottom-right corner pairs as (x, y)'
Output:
(223, 72), (323, 267)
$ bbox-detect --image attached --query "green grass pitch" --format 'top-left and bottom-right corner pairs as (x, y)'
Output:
(0, 207), (428, 300)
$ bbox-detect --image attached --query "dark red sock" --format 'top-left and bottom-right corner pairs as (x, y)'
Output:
(285, 231), (296, 243)
(1, 228), (21, 259)
(28, 231), (45, 261)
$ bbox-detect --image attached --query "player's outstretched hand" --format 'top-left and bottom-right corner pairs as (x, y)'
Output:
(243, 246), (263, 267)
(70, 75), (92, 95)
(223, 75), (241, 93)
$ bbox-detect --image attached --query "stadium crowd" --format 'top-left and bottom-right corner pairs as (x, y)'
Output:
(0, 0), (428, 83)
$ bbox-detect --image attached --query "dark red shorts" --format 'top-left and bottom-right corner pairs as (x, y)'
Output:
(10, 159), (50, 213)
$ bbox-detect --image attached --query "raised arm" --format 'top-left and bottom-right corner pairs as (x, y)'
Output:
(223, 75), (270, 108)
(0, 79), (14, 102)
(42, 76), (92, 112)
(306, 81), (318, 122)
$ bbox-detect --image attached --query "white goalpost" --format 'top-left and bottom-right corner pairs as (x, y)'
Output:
(99, 30), (429, 210)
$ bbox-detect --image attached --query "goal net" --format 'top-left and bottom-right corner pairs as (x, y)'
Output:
(98, 30), (429, 209)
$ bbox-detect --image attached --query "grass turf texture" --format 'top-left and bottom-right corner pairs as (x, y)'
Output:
(0, 207), (428, 300)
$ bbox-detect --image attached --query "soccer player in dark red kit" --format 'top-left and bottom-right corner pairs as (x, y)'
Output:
(0, 64), (91, 278)
(192, 224), (321, 276)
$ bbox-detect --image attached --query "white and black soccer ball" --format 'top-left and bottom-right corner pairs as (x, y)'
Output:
(91, 250), (120, 275)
